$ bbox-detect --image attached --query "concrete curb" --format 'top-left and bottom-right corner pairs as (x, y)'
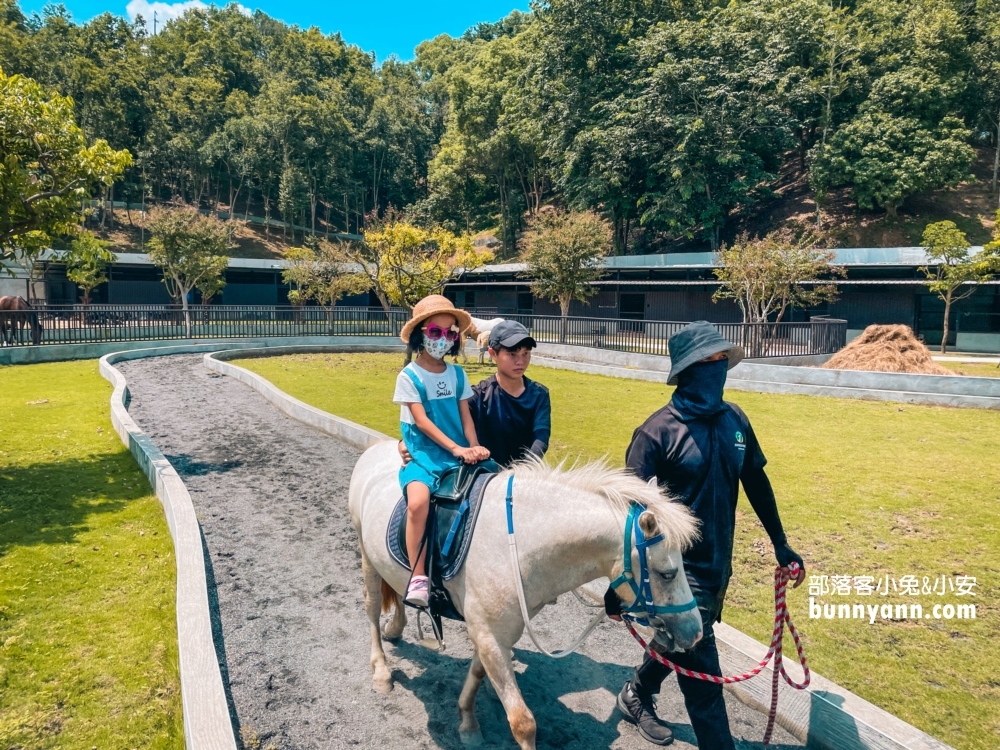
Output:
(533, 343), (1000, 410)
(99, 345), (239, 750)
(716, 623), (952, 749)
(203, 345), (954, 750)
(0, 335), (380, 366)
(204, 344), (403, 451)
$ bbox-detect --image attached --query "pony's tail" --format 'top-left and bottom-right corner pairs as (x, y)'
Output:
(381, 579), (400, 615)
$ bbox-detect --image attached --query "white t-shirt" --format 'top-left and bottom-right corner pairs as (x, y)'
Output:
(393, 362), (474, 424)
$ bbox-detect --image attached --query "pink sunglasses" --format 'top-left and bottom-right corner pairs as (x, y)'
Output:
(423, 324), (460, 342)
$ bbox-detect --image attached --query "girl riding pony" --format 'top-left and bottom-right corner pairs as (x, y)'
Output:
(393, 295), (490, 607)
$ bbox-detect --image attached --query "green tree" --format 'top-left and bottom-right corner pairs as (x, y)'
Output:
(920, 220), (1000, 353)
(0, 69), (131, 264)
(62, 231), (117, 305)
(810, 75), (974, 217)
(713, 228), (845, 323)
(280, 244), (370, 307)
(146, 206), (230, 337)
(518, 209), (610, 341)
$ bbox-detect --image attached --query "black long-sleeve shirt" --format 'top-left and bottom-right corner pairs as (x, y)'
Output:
(469, 375), (551, 467)
(625, 401), (785, 592)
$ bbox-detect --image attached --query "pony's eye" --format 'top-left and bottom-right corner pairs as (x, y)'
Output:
(658, 570), (677, 583)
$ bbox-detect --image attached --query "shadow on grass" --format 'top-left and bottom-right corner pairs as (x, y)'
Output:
(390, 640), (804, 749)
(0, 453), (142, 555)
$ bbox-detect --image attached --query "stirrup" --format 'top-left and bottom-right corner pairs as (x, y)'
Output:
(415, 608), (445, 652)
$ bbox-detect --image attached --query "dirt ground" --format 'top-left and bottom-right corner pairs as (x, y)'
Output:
(115, 354), (802, 750)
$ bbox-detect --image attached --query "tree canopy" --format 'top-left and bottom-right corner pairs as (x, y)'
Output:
(1, 0), (998, 257)
(0, 67), (130, 263)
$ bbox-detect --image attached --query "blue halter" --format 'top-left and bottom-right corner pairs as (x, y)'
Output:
(609, 504), (698, 626)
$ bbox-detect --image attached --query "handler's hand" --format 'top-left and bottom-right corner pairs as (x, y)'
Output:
(397, 440), (412, 465)
(775, 542), (806, 588)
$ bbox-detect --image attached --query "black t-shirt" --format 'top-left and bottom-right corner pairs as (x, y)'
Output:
(625, 401), (766, 592)
(469, 375), (551, 467)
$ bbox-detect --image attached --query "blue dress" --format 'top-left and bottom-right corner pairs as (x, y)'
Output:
(398, 363), (469, 496)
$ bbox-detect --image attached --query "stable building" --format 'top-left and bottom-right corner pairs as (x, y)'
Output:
(4, 247), (998, 353)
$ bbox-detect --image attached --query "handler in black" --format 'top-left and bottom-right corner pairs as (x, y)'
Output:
(400, 320), (551, 466)
(613, 321), (806, 748)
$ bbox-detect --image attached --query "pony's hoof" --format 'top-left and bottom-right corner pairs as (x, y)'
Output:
(382, 624), (404, 641)
(459, 729), (484, 747)
(373, 678), (393, 695)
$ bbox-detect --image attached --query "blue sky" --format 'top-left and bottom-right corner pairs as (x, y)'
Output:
(18, 0), (531, 61)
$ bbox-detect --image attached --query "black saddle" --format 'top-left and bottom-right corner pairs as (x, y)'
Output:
(387, 460), (500, 622)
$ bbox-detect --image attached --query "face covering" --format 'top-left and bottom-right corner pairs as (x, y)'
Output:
(423, 336), (453, 361)
(671, 359), (729, 421)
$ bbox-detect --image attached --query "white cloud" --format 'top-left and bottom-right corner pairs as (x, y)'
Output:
(125, 0), (251, 30)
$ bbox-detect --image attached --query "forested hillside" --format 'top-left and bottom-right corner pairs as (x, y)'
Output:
(3, 0), (1000, 257)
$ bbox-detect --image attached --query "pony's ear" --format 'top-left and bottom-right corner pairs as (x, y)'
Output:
(638, 511), (660, 538)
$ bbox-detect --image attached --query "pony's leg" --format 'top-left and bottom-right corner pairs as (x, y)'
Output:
(468, 626), (536, 750)
(381, 581), (406, 641)
(457, 650), (486, 746)
(360, 549), (393, 694)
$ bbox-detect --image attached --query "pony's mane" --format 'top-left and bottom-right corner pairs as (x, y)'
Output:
(511, 457), (700, 551)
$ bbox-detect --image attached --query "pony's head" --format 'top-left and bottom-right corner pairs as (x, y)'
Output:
(512, 459), (703, 651)
(633, 505), (703, 651)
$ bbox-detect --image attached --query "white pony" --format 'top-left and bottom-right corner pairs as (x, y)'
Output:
(454, 315), (505, 364)
(349, 441), (703, 750)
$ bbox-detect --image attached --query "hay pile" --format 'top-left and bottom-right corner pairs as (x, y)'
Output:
(823, 324), (952, 375)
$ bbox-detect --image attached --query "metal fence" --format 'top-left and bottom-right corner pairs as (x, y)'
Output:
(497, 314), (847, 359)
(0, 304), (846, 359)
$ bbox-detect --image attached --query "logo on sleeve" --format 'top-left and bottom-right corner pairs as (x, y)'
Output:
(735, 431), (745, 450)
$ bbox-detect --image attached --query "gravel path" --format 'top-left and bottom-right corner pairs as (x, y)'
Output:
(117, 354), (802, 750)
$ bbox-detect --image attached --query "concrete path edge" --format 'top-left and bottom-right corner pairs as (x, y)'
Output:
(203, 345), (955, 750)
(99, 344), (241, 750)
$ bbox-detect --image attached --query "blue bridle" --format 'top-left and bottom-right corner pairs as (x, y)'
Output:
(609, 504), (698, 627)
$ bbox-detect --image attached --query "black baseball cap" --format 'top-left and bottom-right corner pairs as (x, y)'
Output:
(488, 321), (537, 350)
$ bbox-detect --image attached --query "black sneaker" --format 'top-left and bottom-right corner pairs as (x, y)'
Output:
(617, 679), (674, 745)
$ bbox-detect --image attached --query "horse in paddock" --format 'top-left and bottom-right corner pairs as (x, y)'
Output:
(349, 444), (702, 750)
(452, 316), (504, 364)
(0, 296), (43, 346)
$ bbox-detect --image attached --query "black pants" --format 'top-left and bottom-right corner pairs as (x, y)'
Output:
(632, 583), (735, 750)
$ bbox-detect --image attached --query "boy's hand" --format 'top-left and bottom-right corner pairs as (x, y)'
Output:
(397, 440), (412, 465)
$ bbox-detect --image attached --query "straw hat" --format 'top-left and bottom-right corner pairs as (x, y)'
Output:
(400, 295), (473, 344)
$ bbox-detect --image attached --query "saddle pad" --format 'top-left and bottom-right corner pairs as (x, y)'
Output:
(386, 471), (498, 581)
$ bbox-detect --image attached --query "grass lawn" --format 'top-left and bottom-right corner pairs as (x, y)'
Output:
(236, 352), (1000, 750)
(939, 360), (1000, 378)
(0, 360), (182, 749)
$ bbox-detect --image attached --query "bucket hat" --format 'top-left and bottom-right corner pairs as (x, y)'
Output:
(399, 295), (473, 344)
(666, 321), (744, 385)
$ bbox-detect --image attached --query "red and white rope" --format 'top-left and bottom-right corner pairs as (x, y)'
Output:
(624, 563), (809, 746)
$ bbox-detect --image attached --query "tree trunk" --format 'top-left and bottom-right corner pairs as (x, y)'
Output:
(181, 289), (192, 339)
(941, 292), (952, 354)
(887, 203), (898, 219)
(559, 295), (571, 344)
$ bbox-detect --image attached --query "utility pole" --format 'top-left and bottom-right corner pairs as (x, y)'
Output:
(153, 11), (157, 35)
